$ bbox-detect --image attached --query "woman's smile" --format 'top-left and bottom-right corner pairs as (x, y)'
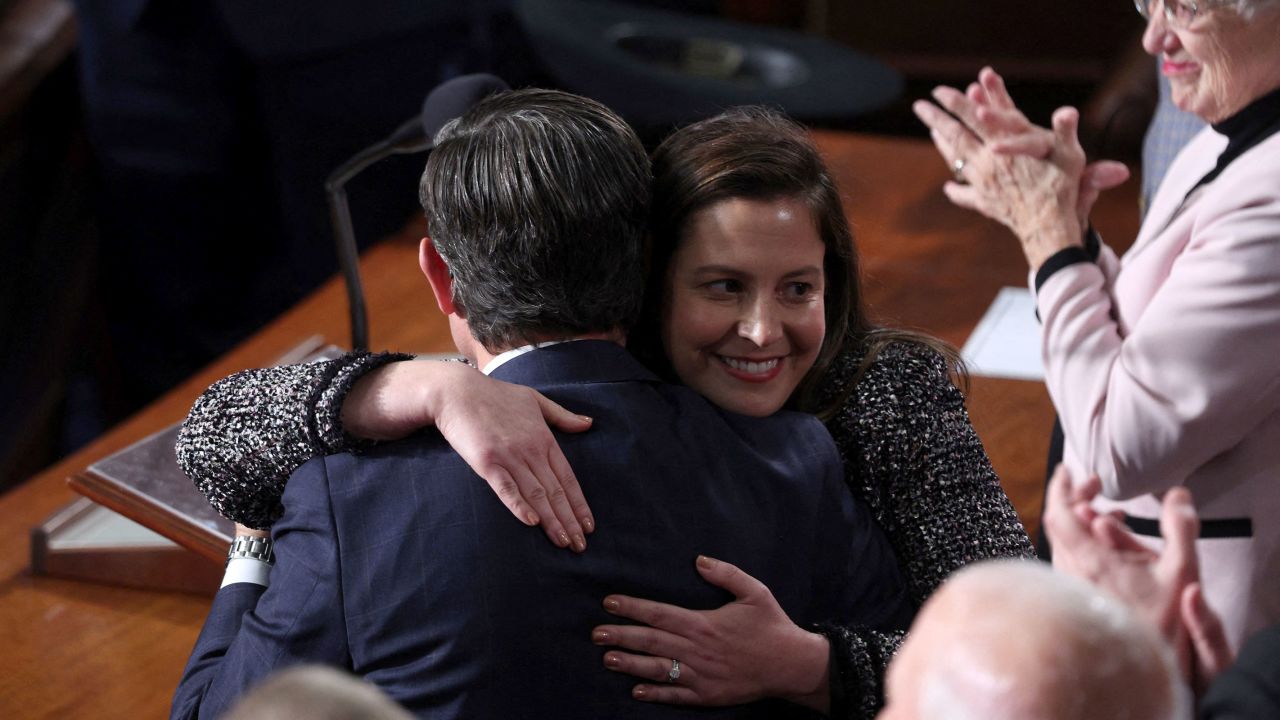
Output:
(1160, 57), (1199, 76)
(663, 196), (826, 417)
(717, 354), (784, 382)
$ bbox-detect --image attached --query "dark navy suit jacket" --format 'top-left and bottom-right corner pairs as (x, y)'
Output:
(172, 341), (911, 719)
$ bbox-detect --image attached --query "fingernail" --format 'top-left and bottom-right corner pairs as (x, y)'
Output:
(526, 512), (540, 526)
(582, 516), (595, 534)
(604, 653), (621, 668)
(572, 534), (587, 553)
(633, 687), (648, 699)
(592, 630), (611, 644)
(557, 531), (570, 547)
(578, 414), (593, 424)
(603, 597), (620, 612)
(697, 555), (715, 569)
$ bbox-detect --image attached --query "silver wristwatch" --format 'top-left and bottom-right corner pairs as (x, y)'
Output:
(226, 535), (275, 566)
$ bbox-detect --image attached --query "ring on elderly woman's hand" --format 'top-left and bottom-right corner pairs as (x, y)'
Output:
(666, 659), (681, 683)
(952, 157), (968, 183)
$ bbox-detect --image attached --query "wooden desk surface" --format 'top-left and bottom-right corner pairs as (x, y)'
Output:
(0, 131), (1140, 718)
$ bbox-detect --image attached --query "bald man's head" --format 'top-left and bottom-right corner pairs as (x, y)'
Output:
(880, 560), (1184, 720)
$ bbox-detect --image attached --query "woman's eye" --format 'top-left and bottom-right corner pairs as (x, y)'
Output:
(784, 282), (815, 299)
(705, 279), (743, 294)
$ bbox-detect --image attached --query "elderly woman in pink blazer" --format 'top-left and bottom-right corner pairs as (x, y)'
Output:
(914, 0), (1280, 650)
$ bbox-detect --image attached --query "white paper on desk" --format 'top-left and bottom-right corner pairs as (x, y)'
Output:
(961, 287), (1044, 381)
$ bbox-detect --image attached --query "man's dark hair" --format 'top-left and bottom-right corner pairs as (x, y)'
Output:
(419, 88), (651, 351)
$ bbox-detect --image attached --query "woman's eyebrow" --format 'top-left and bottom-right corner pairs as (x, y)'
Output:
(689, 264), (746, 276)
(781, 266), (823, 279)
(690, 265), (822, 277)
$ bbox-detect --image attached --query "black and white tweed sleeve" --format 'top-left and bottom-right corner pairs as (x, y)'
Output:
(815, 341), (1035, 718)
(818, 624), (903, 720)
(830, 341), (1035, 605)
(175, 351), (410, 530)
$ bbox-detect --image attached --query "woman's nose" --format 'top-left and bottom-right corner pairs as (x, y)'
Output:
(738, 299), (782, 347)
(1142, 7), (1178, 56)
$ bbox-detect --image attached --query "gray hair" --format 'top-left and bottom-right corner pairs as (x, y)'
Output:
(1230, 0), (1280, 19)
(419, 88), (650, 351)
(222, 665), (413, 720)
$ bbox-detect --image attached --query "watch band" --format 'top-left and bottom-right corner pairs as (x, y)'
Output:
(227, 535), (275, 566)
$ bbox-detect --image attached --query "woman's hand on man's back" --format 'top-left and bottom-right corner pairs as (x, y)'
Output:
(342, 359), (596, 551)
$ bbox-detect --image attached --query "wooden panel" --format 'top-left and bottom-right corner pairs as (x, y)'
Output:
(31, 497), (223, 596)
(67, 470), (229, 565)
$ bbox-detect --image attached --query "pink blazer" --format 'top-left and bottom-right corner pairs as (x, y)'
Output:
(1035, 126), (1280, 650)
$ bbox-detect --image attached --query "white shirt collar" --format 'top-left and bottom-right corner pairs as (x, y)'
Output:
(481, 339), (576, 375)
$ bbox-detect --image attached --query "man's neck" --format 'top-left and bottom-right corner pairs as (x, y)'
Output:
(472, 330), (626, 374)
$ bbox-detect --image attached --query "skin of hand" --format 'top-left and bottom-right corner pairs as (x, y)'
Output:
(1181, 582), (1234, 697)
(341, 359), (596, 552)
(912, 67), (1125, 271)
(961, 68), (1131, 230)
(591, 555), (832, 713)
(234, 523), (270, 539)
(1042, 464), (1202, 679)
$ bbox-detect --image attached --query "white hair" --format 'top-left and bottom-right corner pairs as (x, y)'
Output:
(1232, 0), (1280, 19)
(915, 560), (1188, 720)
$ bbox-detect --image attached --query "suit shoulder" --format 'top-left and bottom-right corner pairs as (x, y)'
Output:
(718, 405), (840, 475)
(643, 378), (839, 466)
(331, 430), (454, 463)
(712, 400), (831, 439)
(300, 432), (461, 501)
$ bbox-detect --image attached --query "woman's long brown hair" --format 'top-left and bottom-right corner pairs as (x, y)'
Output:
(630, 107), (964, 420)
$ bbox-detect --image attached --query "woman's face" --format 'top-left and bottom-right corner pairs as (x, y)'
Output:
(661, 196), (826, 417)
(1143, 2), (1280, 122)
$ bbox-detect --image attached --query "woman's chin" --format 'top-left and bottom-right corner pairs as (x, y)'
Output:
(677, 355), (811, 417)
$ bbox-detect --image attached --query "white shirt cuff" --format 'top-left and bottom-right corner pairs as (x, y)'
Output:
(221, 557), (273, 588)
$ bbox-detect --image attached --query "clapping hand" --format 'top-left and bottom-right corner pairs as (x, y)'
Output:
(1043, 464), (1234, 694)
(1043, 465), (1197, 639)
(959, 68), (1130, 229)
(912, 67), (1129, 270)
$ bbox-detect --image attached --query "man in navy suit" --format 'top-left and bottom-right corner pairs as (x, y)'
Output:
(171, 88), (910, 719)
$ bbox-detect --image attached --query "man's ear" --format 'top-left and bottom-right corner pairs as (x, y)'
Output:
(419, 237), (457, 316)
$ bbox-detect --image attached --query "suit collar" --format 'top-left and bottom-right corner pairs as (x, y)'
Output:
(483, 339), (575, 375)
(487, 340), (659, 388)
